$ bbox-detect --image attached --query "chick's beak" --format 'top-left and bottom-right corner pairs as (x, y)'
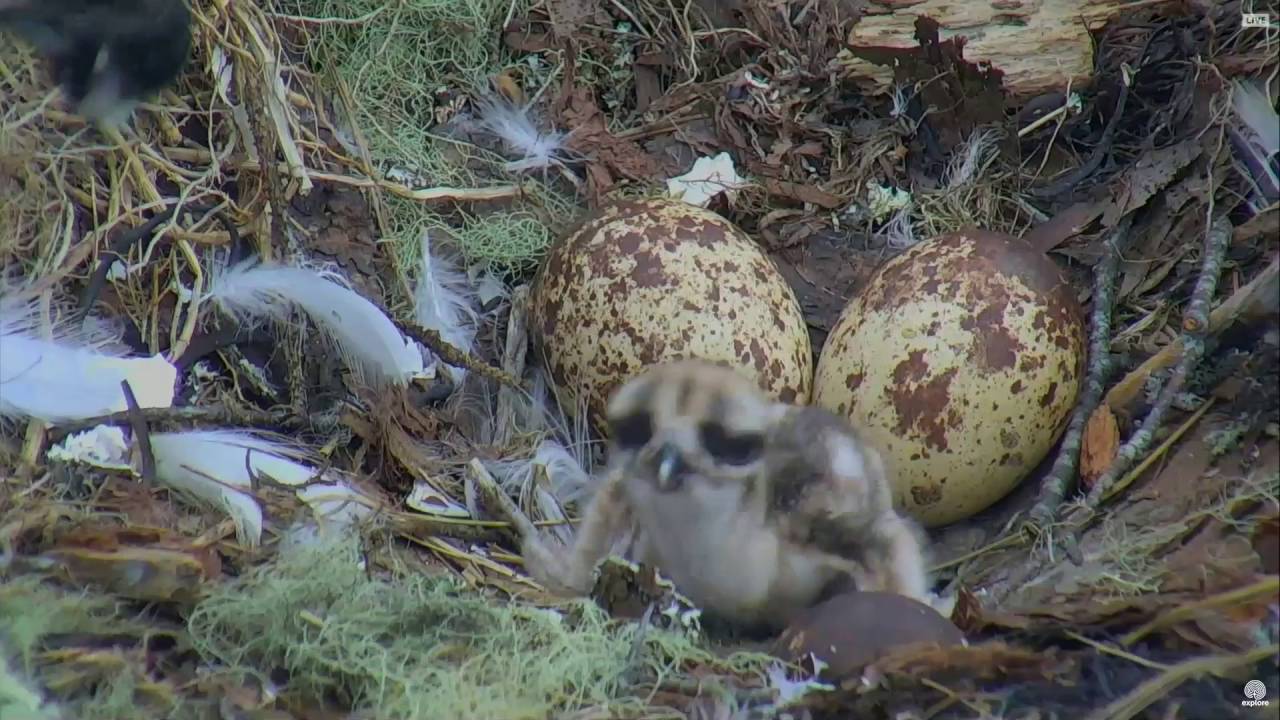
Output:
(656, 443), (683, 491)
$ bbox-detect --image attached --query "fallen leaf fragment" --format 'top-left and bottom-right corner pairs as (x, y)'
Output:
(666, 152), (748, 207)
(1080, 405), (1121, 489)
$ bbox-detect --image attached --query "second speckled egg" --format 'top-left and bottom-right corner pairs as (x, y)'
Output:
(812, 229), (1086, 528)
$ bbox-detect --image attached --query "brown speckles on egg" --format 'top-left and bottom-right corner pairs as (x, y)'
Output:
(811, 229), (1085, 528)
(910, 483), (943, 507)
(529, 198), (813, 431)
(1000, 428), (1020, 449)
(1039, 381), (1059, 409)
(888, 364), (958, 452)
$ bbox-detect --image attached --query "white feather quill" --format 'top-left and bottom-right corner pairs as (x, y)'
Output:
(412, 231), (481, 384)
(472, 93), (570, 173)
(149, 429), (322, 547)
(0, 298), (177, 423)
(205, 259), (425, 387)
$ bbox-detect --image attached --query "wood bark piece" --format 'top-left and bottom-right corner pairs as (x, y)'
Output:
(845, 0), (1155, 99)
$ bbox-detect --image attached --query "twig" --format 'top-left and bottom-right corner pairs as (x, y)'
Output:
(1063, 630), (1169, 671)
(120, 381), (155, 485)
(47, 405), (305, 439)
(1082, 644), (1279, 720)
(466, 458), (541, 539)
(1100, 397), (1216, 504)
(1121, 576), (1280, 647)
(75, 206), (180, 322)
(1017, 92), (1080, 138)
(1103, 254), (1280, 412)
(917, 677), (989, 716)
(393, 318), (529, 392)
(1028, 214), (1133, 526)
(1028, 61), (1133, 198)
(387, 511), (507, 544)
(1083, 215), (1232, 508)
(306, 170), (523, 202)
(929, 534), (1025, 573)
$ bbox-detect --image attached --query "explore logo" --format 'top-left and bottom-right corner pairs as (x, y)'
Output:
(1243, 680), (1270, 708)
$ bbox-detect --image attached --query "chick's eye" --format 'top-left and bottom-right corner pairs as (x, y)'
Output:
(610, 412), (653, 450)
(700, 422), (763, 465)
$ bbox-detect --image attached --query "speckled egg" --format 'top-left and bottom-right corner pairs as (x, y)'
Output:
(812, 229), (1085, 528)
(529, 197), (813, 431)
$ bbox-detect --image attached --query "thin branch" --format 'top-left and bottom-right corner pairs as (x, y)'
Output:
(1028, 213), (1133, 526)
(120, 380), (155, 485)
(1082, 644), (1279, 720)
(47, 405), (304, 439)
(394, 317), (529, 392)
(1083, 214), (1232, 508)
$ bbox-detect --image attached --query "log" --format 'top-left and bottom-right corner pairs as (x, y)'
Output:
(843, 0), (1170, 99)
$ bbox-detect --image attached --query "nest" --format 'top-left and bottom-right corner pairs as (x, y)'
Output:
(1, 0), (1278, 718)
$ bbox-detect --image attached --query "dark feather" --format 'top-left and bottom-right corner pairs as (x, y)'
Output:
(0, 0), (192, 122)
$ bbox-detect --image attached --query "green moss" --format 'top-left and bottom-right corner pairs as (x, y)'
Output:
(186, 538), (740, 718)
(0, 576), (174, 720)
(275, 0), (579, 277)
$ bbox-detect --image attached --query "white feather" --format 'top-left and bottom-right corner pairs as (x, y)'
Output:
(945, 126), (1002, 189)
(149, 429), (322, 548)
(884, 204), (918, 249)
(413, 231), (481, 384)
(0, 298), (177, 423)
(472, 94), (569, 172)
(205, 259), (424, 387)
(297, 481), (377, 526)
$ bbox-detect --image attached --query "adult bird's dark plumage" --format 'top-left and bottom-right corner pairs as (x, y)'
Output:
(0, 0), (193, 124)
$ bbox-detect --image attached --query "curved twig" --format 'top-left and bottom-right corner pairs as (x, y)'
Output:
(1027, 213), (1134, 527)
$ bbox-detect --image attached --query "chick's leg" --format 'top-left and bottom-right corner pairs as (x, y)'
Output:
(471, 459), (628, 596)
(528, 470), (631, 595)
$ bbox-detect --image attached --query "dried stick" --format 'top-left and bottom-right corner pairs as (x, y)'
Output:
(120, 380), (155, 485)
(1083, 214), (1232, 508)
(1082, 643), (1279, 720)
(395, 319), (529, 392)
(1027, 59), (1133, 199)
(1027, 214), (1133, 526)
(1121, 575), (1280, 647)
(1103, 254), (1279, 412)
(48, 405), (305, 438)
